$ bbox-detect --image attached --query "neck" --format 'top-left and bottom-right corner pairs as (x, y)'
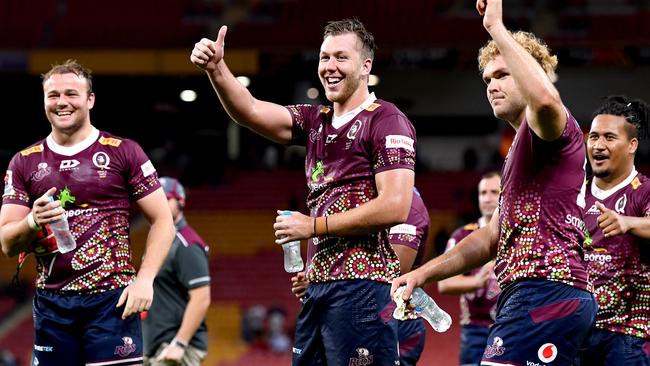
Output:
(174, 213), (184, 225)
(51, 122), (93, 147)
(594, 165), (635, 191)
(333, 86), (369, 116)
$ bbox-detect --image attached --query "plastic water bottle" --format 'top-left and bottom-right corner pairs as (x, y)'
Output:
(411, 288), (452, 332)
(49, 196), (76, 254)
(281, 211), (304, 273)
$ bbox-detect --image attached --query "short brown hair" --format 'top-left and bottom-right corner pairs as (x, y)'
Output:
(323, 18), (376, 60)
(41, 59), (93, 95)
(478, 31), (558, 82)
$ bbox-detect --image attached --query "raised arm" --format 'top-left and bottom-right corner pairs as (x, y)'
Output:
(477, 0), (565, 141)
(391, 207), (500, 301)
(190, 26), (294, 144)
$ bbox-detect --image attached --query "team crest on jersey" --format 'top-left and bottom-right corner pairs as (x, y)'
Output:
(615, 194), (627, 214)
(345, 120), (363, 149)
(348, 347), (373, 366)
(114, 336), (136, 357)
(30, 162), (52, 182)
(309, 127), (322, 143)
(93, 152), (111, 178)
(99, 136), (122, 147)
(20, 144), (44, 156)
(3, 170), (15, 197)
(484, 337), (506, 358)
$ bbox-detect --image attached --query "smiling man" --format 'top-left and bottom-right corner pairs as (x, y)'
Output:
(191, 18), (415, 366)
(0, 60), (174, 366)
(392, 1), (596, 365)
(582, 95), (650, 366)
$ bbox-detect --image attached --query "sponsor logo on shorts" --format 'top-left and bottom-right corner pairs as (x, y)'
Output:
(34, 345), (53, 352)
(114, 336), (136, 357)
(389, 223), (417, 236)
(537, 343), (557, 363)
(349, 347), (373, 366)
(483, 337), (506, 359)
(292, 347), (302, 355)
(385, 135), (414, 152)
(526, 361), (543, 366)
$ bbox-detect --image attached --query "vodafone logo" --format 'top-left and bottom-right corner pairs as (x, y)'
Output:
(538, 343), (557, 363)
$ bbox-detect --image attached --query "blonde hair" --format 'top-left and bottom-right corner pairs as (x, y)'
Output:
(478, 31), (558, 82)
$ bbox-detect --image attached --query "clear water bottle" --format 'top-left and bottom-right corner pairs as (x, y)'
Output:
(281, 211), (304, 273)
(49, 196), (76, 254)
(411, 288), (452, 332)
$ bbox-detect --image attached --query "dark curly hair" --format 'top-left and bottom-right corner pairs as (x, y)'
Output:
(592, 95), (650, 140)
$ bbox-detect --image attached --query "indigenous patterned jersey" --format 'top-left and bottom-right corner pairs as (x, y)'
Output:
(584, 171), (650, 338)
(445, 219), (500, 326)
(287, 94), (416, 284)
(2, 128), (159, 294)
(388, 187), (429, 271)
(496, 110), (590, 290)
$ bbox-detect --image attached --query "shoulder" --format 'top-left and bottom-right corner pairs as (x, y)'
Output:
(369, 100), (409, 121)
(17, 140), (46, 158)
(97, 131), (142, 151)
(451, 222), (479, 240)
(178, 225), (209, 252)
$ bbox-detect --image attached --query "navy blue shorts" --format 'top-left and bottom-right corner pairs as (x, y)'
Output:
(460, 324), (490, 366)
(398, 318), (426, 366)
(480, 280), (596, 366)
(32, 288), (143, 366)
(292, 279), (399, 366)
(581, 329), (650, 366)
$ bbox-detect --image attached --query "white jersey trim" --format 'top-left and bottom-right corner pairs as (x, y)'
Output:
(332, 92), (377, 129)
(591, 168), (637, 200)
(46, 127), (100, 156)
(188, 276), (211, 286)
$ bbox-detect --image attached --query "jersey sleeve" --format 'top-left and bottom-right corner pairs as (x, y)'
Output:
(121, 140), (161, 201)
(389, 211), (427, 251)
(2, 152), (32, 207)
(174, 244), (211, 289)
(369, 112), (416, 174)
(286, 104), (322, 146)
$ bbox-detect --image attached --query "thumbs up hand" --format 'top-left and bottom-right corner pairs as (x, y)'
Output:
(596, 201), (629, 237)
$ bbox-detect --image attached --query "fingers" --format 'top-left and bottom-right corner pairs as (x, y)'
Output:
(216, 25), (228, 46)
(476, 0), (486, 15)
(116, 288), (128, 309)
(595, 201), (609, 213)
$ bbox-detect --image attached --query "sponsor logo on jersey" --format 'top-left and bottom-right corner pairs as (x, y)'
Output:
(31, 162), (52, 182)
(385, 135), (414, 151)
(3, 170), (15, 197)
(586, 204), (600, 215)
(483, 337), (506, 358)
(140, 160), (156, 177)
(59, 159), (80, 171)
(114, 336), (136, 357)
(20, 144), (44, 156)
(326, 134), (338, 144)
(631, 176), (641, 190)
(319, 107), (331, 115)
(311, 161), (325, 182)
(389, 223), (417, 236)
(365, 103), (381, 112)
(615, 194), (627, 214)
(584, 248), (612, 263)
(537, 343), (558, 363)
(99, 136), (122, 147)
(565, 214), (586, 233)
(348, 347), (373, 366)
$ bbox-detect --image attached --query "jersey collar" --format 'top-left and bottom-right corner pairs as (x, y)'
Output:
(331, 92), (377, 129)
(46, 127), (100, 156)
(591, 167), (638, 200)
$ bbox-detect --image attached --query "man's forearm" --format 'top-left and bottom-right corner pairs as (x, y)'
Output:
(175, 286), (210, 344)
(138, 220), (174, 280)
(1, 217), (38, 257)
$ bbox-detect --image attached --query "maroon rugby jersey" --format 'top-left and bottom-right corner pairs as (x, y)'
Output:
(388, 187), (429, 271)
(584, 171), (650, 338)
(496, 110), (590, 290)
(2, 128), (160, 293)
(286, 94), (416, 284)
(445, 219), (500, 327)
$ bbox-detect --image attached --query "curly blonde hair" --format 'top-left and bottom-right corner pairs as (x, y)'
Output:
(478, 31), (558, 82)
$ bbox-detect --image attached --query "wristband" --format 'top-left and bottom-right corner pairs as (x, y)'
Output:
(27, 212), (41, 231)
(170, 337), (188, 350)
(312, 217), (316, 238)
